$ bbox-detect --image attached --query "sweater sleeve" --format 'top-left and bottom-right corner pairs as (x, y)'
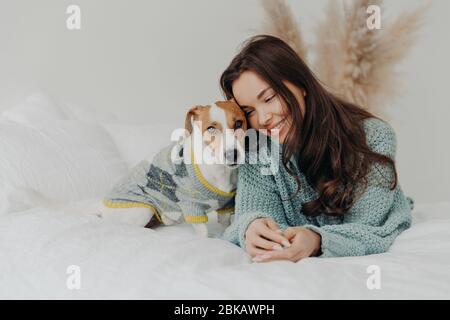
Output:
(222, 162), (288, 248)
(180, 201), (209, 224)
(303, 120), (412, 258)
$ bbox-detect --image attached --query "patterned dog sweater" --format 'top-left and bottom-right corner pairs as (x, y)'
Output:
(103, 142), (235, 224)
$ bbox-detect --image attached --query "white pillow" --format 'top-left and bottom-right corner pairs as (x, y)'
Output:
(1, 92), (68, 124)
(0, 186), (59, 214)
(100, 122), (179, 168)
(1, 91), (120, 125)
(0, 118), (128, 214)
(60, 101), (119, 124)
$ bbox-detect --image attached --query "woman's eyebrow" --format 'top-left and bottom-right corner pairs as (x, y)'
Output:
(239, 87), (271, 108)
(257, 87), (271, 99)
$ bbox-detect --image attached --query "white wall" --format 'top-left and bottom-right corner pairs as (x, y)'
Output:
(1, 0), (449, 203)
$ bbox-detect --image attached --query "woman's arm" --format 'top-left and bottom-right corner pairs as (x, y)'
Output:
(222, 161), (289, 249)
(257, 119), (413, 262)
(302, 120), (413, 258)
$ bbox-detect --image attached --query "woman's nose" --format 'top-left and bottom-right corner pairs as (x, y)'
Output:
(258, 108), (273, 127)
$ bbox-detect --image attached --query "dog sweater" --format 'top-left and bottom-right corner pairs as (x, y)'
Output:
(103, 142), (235, 224)
(222, 118), (415, 258)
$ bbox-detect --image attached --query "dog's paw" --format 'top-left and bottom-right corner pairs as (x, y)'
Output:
(192, 223), (209, 238)
(161, 214), (176, 226)
(161, 211), (182, 225)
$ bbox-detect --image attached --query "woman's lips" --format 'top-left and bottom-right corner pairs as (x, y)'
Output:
(266, 118), (286, 136)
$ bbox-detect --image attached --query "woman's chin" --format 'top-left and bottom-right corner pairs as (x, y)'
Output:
(274, 125), (288, 144)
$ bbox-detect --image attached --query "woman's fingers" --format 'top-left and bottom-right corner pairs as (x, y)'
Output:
(246, 244), (271, 257)
(283, 227), (297, 240)
(245, 218), (290, 258)
(255, 248), (304, 263)
(265, 219), (282, 233)
(254, 238), (306, 263)
(258, 220), (291, 248)
(253, 236), (284, 251)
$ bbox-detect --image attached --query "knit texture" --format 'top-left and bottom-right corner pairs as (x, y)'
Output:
(222, 118), (414, 258)
(103, 142), (235, 224)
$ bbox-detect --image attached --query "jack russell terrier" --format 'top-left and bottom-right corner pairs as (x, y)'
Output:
(98, 100), (247, 237)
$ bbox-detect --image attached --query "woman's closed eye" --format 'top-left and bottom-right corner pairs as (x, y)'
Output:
(242, 94), (275, 117)
(243, 108), (254, 117)
(264, 95), (276, 103)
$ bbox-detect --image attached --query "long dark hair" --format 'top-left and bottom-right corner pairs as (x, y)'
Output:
(220, 35), (397, 217)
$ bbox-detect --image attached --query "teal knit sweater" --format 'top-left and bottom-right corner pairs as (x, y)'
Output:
(222, 118), (414, 258)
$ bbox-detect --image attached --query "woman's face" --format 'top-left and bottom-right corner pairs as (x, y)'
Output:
(232, 70), (306, 144)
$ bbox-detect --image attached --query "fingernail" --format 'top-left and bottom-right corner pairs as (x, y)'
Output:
(272, 244), (283, 251)
(282, 240), (291, 248)
(260, 254), (271, 260)
(276, 229), (283, 234)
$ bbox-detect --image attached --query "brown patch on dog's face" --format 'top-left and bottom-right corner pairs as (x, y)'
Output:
(215, 100), (248, 132)
(185, 101), (248, 156)
(185, 101), (247, 135)
(185, 105), (214, 134)
(185, 101), (248, 166)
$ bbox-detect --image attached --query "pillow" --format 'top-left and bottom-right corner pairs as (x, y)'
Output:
(100, 122), (179, 168)
(60, 101), (119, 124)
(1, 91), (120, 126)
(0, 186), (59, 214)
(0, 118), (128, 214)
(1, 92), (68, 125)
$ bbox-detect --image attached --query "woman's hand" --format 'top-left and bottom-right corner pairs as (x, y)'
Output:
(251, 226), (322, 263)
(244, 218), (291, 257)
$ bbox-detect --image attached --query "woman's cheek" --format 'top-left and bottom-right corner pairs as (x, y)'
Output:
(248, 117), (259, 130)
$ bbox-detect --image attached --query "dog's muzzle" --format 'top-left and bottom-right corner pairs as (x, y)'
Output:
(224, 148), (241, 167)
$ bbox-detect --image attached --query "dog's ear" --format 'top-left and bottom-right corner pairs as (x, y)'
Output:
(185, 105), (202, 134)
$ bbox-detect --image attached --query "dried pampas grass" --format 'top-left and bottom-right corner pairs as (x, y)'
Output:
(260, 0), (308, 62)
(314, 0), (346, 95)
(260, 0), (428, 115)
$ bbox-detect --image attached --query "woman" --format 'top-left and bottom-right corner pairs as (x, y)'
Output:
(220, 35), (414, 262)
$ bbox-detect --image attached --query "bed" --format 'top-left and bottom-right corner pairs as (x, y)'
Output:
(1, 93), (449, 299)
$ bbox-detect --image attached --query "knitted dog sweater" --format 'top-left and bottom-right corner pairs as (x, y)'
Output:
(103, 142), (235, 224)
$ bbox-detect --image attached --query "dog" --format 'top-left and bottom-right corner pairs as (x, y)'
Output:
(98, 100), (247, 237)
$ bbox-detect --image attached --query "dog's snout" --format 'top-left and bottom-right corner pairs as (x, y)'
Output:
(225, 149), (239, 164)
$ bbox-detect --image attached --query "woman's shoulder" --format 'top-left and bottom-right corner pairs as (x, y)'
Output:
(237, 161), (280, 194)
(239, 142), (283, 189)
(363, 117), (395, 135)
(363, 117), (397, 158)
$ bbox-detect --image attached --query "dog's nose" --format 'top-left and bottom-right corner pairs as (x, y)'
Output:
(224, 149), (239, 164)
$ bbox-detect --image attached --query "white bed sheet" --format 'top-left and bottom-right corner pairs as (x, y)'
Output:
(0, 200), (449, 300)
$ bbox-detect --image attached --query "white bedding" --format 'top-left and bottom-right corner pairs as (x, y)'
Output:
(0, 200), (449, 299)
(0, 92), (449, 299)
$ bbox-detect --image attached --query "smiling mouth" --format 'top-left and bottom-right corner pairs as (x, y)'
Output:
(267, 118), (286, 135)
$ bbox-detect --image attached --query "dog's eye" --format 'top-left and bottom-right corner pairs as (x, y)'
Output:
(234, 120), (243, 129)
(207, 126), (217, 134)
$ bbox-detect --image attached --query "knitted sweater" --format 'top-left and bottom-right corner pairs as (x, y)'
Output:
(103, 142), (235, 224)
(222, 118), (414, 258)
